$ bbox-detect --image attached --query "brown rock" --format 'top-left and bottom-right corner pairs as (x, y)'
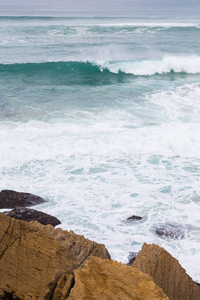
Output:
(64, 257), (169, 300)
(132, 243), (200, 300)
(3, 207), (61, 227)
(0, 213), (110, 299)
(44, 224), (111, 267)
(0, 189), (46, 208)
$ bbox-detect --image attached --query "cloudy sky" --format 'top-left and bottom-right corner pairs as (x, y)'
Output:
(0, 0), (199, 8)
(0, 0), (199, 15)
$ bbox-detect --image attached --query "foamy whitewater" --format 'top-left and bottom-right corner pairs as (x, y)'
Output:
(1, 1), (200, 282)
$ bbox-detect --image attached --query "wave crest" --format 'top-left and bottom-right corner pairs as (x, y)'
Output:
(1, 56), (200, 86)
(99, 55), (200, 75)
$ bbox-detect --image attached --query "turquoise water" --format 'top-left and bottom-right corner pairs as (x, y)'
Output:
(1, 3), (200, 281)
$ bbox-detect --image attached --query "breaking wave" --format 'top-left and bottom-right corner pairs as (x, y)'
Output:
(1, 55), (200, 85)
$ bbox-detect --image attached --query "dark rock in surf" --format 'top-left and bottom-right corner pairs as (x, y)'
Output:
(127, 252), (138, 266)
(127, 215), (142, 221)
(3, 207), (61, 227)
(154, 223), (186, 239)
(196, 282), (200, 287)
(0, 189), (46, 209)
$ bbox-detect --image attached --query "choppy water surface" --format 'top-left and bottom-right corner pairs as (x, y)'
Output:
(1, 4), (200, 281)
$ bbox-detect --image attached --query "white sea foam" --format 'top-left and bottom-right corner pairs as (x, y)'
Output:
(148, 82), (200, 122)
(1, 102), (200, 281)
(93, 22), (199, 28)
(98, 55), (200, 75)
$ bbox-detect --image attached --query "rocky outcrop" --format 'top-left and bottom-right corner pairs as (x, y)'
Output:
(1, 209), (199, 300)
(0, 213), (110, 299)
(132, 243), (200, 300)
(0, 189), (46, 208)
(3, 207), (61, 227)
(55, 257), (168, 300)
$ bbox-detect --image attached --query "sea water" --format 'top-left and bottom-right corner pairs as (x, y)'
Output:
(1, 1), (200, 282)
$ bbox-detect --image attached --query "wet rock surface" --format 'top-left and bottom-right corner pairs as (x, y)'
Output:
(0, 189), (46, 208)
(3, 207), (61, 227)
(127, 251), (138, 266)
(153, 222), (200, 240)
(196, 282), (200, 286)
(154, 223), (186, 239)
(127, 215), (142, 221)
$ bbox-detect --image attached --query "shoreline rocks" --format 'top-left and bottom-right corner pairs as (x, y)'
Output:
(0, 189), (199, 299)
(64, 257), (169, 300)
(0, 212), (199, 299)
(0, 213), (110, 299)
(0, 189), (46, 208)
(3, 207), (61, 227)
(132, 243), (200, 300)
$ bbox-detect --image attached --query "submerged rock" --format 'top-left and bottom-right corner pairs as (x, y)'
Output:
(127, 215), (142, 221)
(153, 223), (198, 240)
(127, 251), (138, 266)
(154, 223), (185, 239)
(0, 213), (110, 299)
(196, 282), (200, 286)
(60, 257), (168, 300)
(132, 243), (200, 300)
(3, 207), (61, 227)
(0, 189), (46, 208)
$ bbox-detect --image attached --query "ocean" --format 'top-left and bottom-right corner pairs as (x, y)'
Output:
(1, 1), (200, 282)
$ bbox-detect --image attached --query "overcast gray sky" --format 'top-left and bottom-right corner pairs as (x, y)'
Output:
(0, 0), (199, 14)
(0, 0), (199, 8)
